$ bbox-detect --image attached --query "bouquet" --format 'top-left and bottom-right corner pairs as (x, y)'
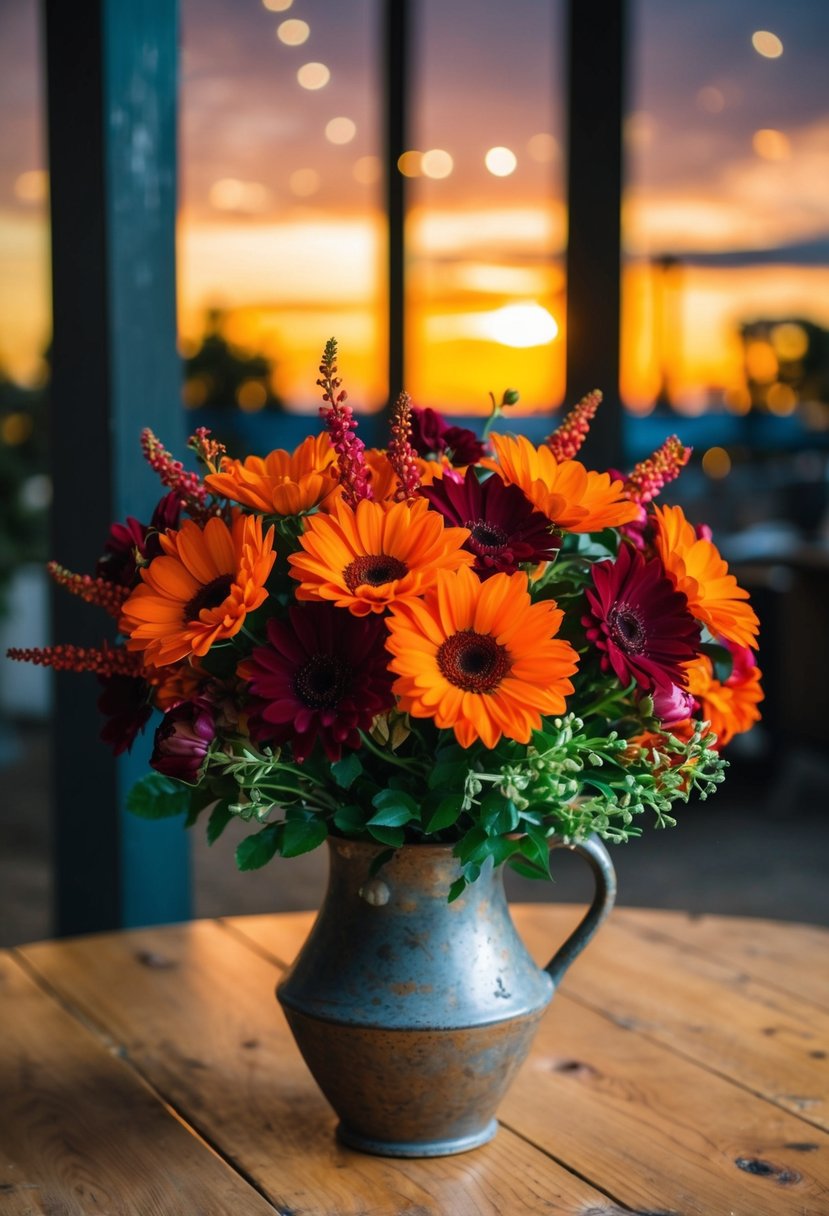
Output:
(9, 340), (762, 899)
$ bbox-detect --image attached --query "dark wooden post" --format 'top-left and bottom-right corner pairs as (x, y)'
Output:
(44, 0), (190, 934)
(564, 0), (626, 468)
(383, 0), (409, 404)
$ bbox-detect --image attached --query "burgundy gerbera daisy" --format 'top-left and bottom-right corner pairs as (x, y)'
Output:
(97, 491), (182, 588)
(410, 406), (486, 466)
(583, 543), (700, 692)
(242, 603), (395, 762)
(422, 467), (561, 578)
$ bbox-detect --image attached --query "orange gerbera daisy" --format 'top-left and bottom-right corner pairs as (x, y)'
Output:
(362, 448), (454, 503)
(652, 504), (759, 650)
(684, 646), (763, 747)
(386, 565), (579, 749)
(120, 513), (276, 666)
(488, 434), (639, 532)
(289, 496), (473, 616)
(204, 434), (337, 516)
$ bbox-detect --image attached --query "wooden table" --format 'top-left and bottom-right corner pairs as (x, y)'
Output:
(3, 906), (828, 1215)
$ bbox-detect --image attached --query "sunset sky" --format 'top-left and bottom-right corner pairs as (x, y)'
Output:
(1, 0), (828, 416)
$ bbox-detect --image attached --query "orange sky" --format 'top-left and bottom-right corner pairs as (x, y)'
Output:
(2, 3), (829, 416)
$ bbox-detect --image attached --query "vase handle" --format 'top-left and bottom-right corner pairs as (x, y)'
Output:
(543, 835), (617, 987)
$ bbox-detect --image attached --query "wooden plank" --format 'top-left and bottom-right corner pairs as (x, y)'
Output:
(0, 950), (276, 1216)
(513, 906), (829, 1132)
(615, 907), (829, 1011)
(19, 923), (612, 1216)
(225, 907), (829, 1214)
(502, 992), (829, 1216)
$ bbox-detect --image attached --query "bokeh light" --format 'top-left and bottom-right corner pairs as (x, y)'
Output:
(325, 116), (357, 145)
(277, 18), (309, 45)
(751, 30), (783, 58)
(397, 150), (422, 177)
(297, 62), (330, 90)
(702, 446), (732, 478)
(262, 0), (292, 10)
(752, 128), (791, 161)
(421, 148), (453, 180)
(526, 133), (558, 163)
(484, 146), (517, 177)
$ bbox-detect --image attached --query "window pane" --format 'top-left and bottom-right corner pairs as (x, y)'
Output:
(623, 2), (829, 432)
(407, 0), (566, 416)
(179, 0), (384, 419)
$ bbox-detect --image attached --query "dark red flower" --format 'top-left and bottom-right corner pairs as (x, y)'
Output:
(583, 544), (700, 692)
(422, 467), (561, 578)
(97, 492), (182, 588)
(242, 603), (395, 762)
(97, 674), (153, 755)
(410, 406), (486, 466)
(150, 699), (216, 782)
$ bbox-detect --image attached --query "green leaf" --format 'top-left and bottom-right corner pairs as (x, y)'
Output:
(427, 761), (469, 792)
(206, 801), (233, 845)
(331, 753), (363, 790)
(281, 817), (328, 858)
(126, 773), (191, 820)
(447, 877), (467, 903)
(369, 789), (419, 826)
(508, 855), (551, 882)
(236, 825), (281, 870)
(425, 797), (462, 834)
(333, 803), (368, 833)
(367, 824), (406, 847)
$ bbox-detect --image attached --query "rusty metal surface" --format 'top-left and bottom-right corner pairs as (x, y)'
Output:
(277, 837), (615, 1155)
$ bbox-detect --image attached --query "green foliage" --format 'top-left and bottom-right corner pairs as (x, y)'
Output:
(127, 773), (192, 820)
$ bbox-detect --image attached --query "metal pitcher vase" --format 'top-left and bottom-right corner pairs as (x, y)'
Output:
(277, 834), (616, 1158)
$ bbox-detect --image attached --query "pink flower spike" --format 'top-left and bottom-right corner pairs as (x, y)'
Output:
(545, 390), (602, 461)
(624, 435), (692, 505)
(316, 338), (372, 508)
(387, 392), (422, 502)
(141, 428), (212, 519)
(47, 562), (129, 618)
(6, 642), (145, 677)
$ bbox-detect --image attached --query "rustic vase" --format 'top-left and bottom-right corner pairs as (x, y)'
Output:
(276, 834), (616, 1158)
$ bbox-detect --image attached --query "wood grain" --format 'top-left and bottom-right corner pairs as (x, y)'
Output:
(503, 992), (829, 1215)
(227, 906), (829, 1215)
(0, 949), (277, 1216)
(513, 906), (829, 1133)
(19, 921), (610, 1216)
(614, 907), (829, 1011)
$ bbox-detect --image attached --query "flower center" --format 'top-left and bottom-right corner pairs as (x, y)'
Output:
(293, 654), (352, 709)
(437, 629), (510, 693)
(609, 602), (647, 654)
(184, 574), (233, 621)
(465, 519), (509, 553)
(343, 554), (408, 592)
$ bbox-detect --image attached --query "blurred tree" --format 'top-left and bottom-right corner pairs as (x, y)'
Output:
(182, 308), (283, 415)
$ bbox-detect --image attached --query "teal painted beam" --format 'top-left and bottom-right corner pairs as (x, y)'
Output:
(45, 0), (190, 933)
